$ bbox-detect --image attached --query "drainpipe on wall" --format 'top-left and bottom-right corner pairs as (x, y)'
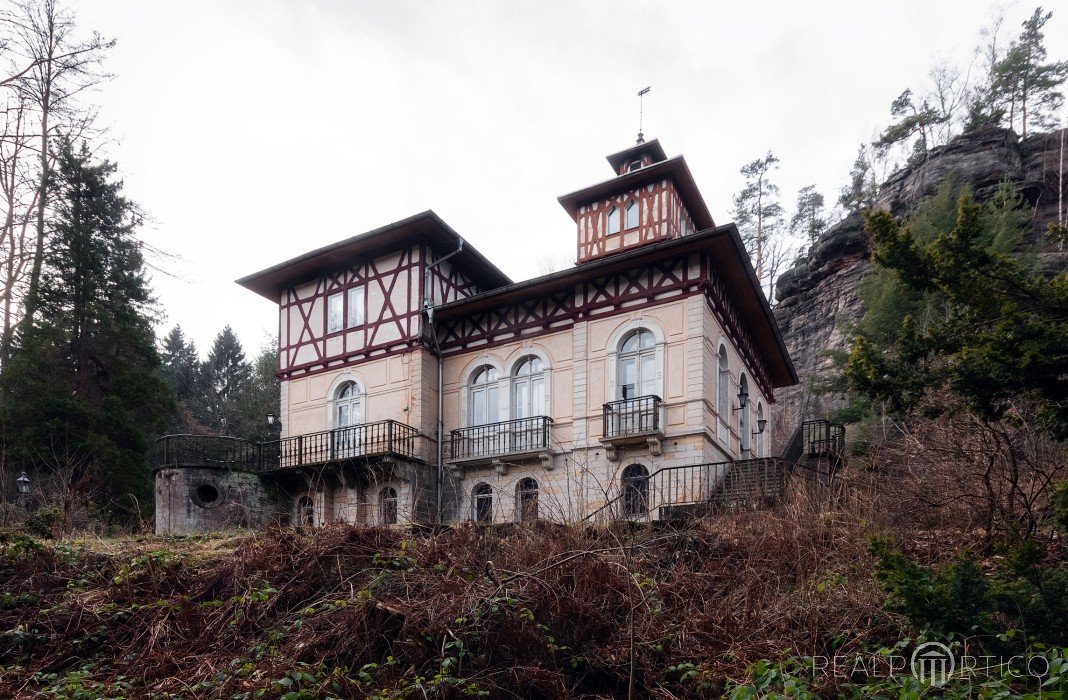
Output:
(423, 239), (463, 526)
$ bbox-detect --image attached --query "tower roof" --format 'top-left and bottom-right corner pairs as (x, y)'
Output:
(605, 138), (667, 175)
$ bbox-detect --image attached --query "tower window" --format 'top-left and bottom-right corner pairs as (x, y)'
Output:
(627, 160), (642, 172)
(624, 201), (639, 229)
(606, 206), (620, 235)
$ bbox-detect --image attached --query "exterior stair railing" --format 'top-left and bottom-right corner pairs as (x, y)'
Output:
(585, 419), (845, 524)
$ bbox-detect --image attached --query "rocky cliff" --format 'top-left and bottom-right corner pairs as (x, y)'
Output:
(772, 126), (1066, 442)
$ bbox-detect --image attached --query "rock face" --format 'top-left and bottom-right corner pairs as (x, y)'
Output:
(771, 126), (1066, 446)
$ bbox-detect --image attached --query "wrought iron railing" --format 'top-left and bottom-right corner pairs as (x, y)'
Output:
(602, 395), (662, 440)
(154, 420), (419, 473)
(803, 420), (845, 457)
(155, 435), (261, 471)
(450, 416), (553, 461)
(585, 458), (787, 524)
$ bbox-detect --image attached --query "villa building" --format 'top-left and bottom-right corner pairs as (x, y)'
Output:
(154, 138), (804, 533)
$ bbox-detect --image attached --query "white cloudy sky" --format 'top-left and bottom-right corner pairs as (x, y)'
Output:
(70, 0), (1065, 356)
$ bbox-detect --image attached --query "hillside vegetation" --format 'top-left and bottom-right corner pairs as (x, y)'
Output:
(2, 455), (1066, 698)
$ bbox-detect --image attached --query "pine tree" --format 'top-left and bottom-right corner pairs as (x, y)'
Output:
(874, 89), (948, 156)
(232, 343), (280, 442)
(202, 326), (250, 434)
(838, 145), (877, 214)
(992, 7), (1068, 138)
(789, 185), (827, 248)
(2, 141), (172, 515)
(732, 152), (784, 296)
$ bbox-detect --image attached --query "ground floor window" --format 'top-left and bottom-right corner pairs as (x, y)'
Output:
(622, 463), (649, 516)
(296, 495), (314, 527)
(380, 487), (398, 525)
(516, 478), (539, 522)
(473, 483), (493, 523)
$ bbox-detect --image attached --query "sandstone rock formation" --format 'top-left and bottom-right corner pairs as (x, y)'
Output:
(771, 127), (1066, 446)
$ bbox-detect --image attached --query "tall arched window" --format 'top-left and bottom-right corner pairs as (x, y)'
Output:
(717, 346), (730, 421)
(618, 329), (656, 400)
(622, 463), (649, 516)
(516, 478), (539, 522)
(472, 483), (493, 524)
(606, 206), (621, 235)
(296, 495), (314, 528)
(739, 374), (751, 456)
(380, 486), (398, 525)
(512, 356), (546, 419)
(624, 200), (639, 229)
(333, 381), (363, 428)
(468, 366), (500, 426)
(333, 381), (363, 457)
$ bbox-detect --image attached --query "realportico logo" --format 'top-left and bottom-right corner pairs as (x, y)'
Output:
(810, 641), (1055, 686)
(911, 642), (954, 686)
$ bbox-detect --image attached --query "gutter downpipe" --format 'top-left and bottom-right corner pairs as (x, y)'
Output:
(423, 239), (463, 526)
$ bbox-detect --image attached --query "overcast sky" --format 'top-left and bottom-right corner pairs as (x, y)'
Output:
(70, 0), (1066, 357)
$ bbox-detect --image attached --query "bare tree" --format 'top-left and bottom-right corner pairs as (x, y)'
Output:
(0, 0), (114, 337)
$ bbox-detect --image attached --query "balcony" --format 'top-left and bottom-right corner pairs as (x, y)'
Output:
(600, 395), (663, 461)
(448, 416), (554, 474)
(154, 420), (420, 475)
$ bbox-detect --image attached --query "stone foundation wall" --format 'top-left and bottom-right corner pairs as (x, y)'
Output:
(155, 468), (281, 534)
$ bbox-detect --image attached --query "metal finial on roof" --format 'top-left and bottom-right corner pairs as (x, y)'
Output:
(637, 86), (651, 144)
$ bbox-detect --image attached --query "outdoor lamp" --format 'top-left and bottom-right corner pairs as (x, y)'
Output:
(736, 388), (749, 410)
(16, 471), (31, 494)
(266, 412), (277, 426)
(756, 419), (768, 434)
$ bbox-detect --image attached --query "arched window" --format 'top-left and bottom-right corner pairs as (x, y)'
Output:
(624, 200), (639, 229)
(739, 374), (751, 456)
(755, 402), (765, 457)
(296, 495), (314, 528)
(622, 464), (649, 516)
(333, 381), (363, 428)
(512, 356), (546, 419)
(380, 486), (398, 525)
(516, 478), (539, 522)
(627, 159), (642, 173)
(472, 483), (493, 524)
(607, 206), (621, 235)
(333, 381), (363, 457)
(468, 366), (500, 426)
(618, 329), (656, 400)
(717, 346), (730, 421)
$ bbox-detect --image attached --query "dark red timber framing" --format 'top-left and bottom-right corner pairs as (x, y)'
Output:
(237, 211), (512, 380)
(433, 224), (797, 400)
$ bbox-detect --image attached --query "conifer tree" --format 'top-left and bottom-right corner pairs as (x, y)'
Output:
(874, 89), (948, 156)
(845, 183), (1067, 438)
(159, 325), (207, 432)
(838, 145), (877, 214)
(732, 152), (784, 296)
(2, 141), (172, 514)
(789, 184), (827, 248)
(202, 325), (250, 434)
(993, 7), (1068, 137)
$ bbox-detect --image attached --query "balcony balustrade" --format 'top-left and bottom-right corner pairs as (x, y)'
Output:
(600, 394), (664, 460)
(449, 415), (554, 473)
(154, 420), (419, 474)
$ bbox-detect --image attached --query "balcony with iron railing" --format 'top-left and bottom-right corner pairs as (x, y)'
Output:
(600, 394), (664, 460)
(154, 420), (420, 475)
(448, 416), (554, 473)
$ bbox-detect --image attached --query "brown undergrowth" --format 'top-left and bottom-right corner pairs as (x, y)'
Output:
(0, 497), (907, 699)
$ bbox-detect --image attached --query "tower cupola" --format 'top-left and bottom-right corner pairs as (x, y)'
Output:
(558, 139), (715, 264)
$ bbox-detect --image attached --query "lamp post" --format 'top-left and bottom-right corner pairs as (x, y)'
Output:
(16, 471), (32, 508)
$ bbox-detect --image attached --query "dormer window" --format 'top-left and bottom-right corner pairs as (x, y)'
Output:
(624, 201), (639, 230)
(607, 206), (621, 235)
(627, 159), (642, 173)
